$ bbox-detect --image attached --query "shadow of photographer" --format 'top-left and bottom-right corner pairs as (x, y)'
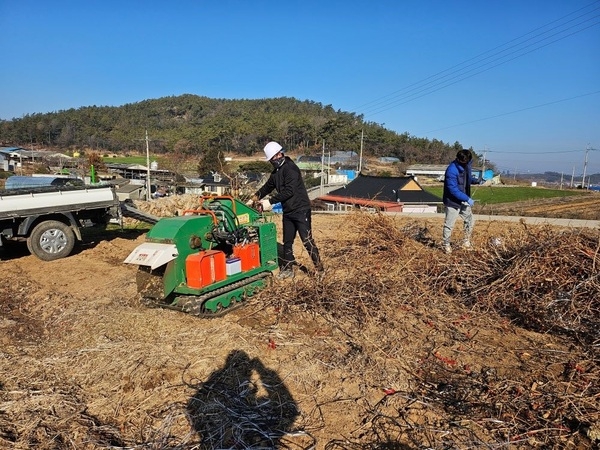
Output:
(187, 350), (299, 448)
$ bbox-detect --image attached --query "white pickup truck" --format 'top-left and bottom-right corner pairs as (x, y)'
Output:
(0, 177), (121, 260)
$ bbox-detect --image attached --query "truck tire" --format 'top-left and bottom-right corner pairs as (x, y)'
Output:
(27, 220), (76, 261)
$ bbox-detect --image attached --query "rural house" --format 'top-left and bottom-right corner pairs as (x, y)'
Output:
(405, 164), (448, 181)
(316, 174), (442, 213)
(406, 163), (489, 181)
(191, 172), (231, 196)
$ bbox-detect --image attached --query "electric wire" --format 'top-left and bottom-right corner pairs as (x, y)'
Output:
(488, 148), (598, 155)
(364, 17), (600, 117)
(423, 90), (600, 133)
(353, 1), (600, 112)
(352, 2), (600, 118)
(348, 2), (600, 174)
(358, 3), (600, 115)
(486, 148), (599, 175)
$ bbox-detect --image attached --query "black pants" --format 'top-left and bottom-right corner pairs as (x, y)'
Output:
(281, 209), (321, 270)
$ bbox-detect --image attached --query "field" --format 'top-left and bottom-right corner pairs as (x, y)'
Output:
(425, 185), (600, 220)
(425, 185), (586, 205)
(1, 196), (599, 449)
(104, 156), (151, 165)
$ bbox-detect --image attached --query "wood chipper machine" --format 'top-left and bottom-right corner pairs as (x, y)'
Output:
(124, 196), (278, 316)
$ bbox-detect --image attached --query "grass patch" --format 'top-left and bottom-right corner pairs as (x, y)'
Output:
(104, 156), (156, 165)
(424, 185), (586, 205)
(103, 155), (198, 173)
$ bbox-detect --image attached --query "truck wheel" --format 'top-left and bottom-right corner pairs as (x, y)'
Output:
(27, 220), (76, 261)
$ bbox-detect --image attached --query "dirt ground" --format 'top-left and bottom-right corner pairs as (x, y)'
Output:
(1, 197), (599, 449)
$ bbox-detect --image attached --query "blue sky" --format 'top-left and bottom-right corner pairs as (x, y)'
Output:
(1, 0), (599, 175)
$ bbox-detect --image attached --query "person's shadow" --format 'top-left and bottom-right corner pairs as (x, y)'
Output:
(187, 350), (299, 448)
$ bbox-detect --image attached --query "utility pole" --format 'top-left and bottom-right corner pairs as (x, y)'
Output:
(327, 150), (331, 183)
(582, 144), (590, 189)
(320, 140), (325, 196)
(359, 129), (364, 173)
(570, 166), (575, 188)
(481, 146), (487, 178)
(560, 172), (564, 190)
(145, 130), (151, 201)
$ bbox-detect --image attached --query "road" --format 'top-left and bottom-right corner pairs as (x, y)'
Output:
(315, 211), (600, 229)
(472, 214), (600, 228)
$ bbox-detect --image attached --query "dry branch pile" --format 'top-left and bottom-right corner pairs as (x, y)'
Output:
(459, 223), (600, 347)
(270, 212), (600, 449)
(126, 194), (259, 222)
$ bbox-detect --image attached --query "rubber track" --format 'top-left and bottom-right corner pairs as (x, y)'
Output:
(144, 272), (272, 318)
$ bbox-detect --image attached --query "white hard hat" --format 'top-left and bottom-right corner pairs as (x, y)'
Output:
(263, 141), (283, 161)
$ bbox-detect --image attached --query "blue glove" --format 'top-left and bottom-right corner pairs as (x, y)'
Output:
(466, 198), (475, 207)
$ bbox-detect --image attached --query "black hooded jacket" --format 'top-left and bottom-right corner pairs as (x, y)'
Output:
(255, 156), (312, 214)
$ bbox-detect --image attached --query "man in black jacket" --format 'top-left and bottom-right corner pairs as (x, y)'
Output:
(251, 141), (323, 279)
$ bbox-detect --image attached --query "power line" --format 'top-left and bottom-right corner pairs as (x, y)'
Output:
(485, 146), (600, 176)
(364, 17), (600, 117)
(489, 149), (590, 155)
(487, 147), (599, 155)
(423, 90), (600, 133)
(359, 4), (600, 115)
(352, 2), (600, 118)
(354, 1), (600, 112)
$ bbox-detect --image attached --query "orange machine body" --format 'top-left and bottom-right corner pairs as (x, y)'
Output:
(233, 243), (261, 271)
(186, 250), (227, 289)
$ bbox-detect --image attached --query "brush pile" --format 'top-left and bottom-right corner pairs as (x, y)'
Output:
(122, 194), (205, 224)
(271, 212), (599, 449)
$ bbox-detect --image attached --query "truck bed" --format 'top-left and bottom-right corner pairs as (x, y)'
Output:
(0, 185), (119, 220)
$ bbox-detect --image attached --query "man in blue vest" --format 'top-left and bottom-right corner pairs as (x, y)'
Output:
(442, 149), (481, 254)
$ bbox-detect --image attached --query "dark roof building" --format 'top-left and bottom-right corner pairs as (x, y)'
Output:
(317, 174), (442, 213)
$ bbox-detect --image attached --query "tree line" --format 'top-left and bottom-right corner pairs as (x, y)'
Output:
(0, 94), (476, 170)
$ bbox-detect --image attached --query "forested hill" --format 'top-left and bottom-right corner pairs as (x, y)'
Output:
(0, 94), (467, 165)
